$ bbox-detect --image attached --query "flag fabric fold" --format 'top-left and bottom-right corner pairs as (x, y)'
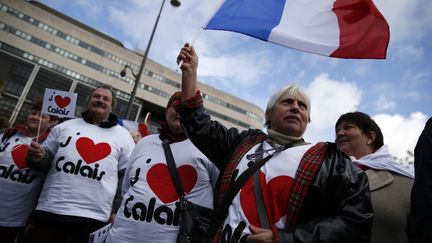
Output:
(205, 0), (390, 59)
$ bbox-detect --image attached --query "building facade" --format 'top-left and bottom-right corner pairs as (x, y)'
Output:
(0, 0), (264, 132)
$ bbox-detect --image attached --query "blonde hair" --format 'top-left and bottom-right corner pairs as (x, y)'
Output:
(265, 85), (311, 128)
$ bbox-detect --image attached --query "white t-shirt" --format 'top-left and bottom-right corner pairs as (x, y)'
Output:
(0, 132), (45, 227)
(106, 135), (219, 243)
(220, 142), (313, 242)
(36, 118), (135, 222)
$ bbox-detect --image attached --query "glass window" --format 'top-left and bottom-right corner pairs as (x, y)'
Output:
(0, 51), (35, 123)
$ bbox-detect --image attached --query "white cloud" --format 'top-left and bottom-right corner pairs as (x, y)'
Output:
(198, 50), (272, 88)
(306, 74), (361, 128)
(375, 0), (432, 44)
(73, 0), (102, 16)
(373, 112), (428, 160)
(303, 74), (362, 142)
(402, 92), (422, 102)
(375, 96), (397, 112)
(106, 0), (213, 68)
(402, 70), (431, 86)
(354, 61), (372, 77)
(396, 44), (424, 60)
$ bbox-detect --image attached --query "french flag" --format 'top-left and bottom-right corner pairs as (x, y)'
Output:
(118, 119), (150, 137)
(205, 0), (390, 59)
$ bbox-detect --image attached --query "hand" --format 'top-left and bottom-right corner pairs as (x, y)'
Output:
(247, 225), (274, 243)
(26, 141), (46, 161)
(177, 43), (199, 100)
(177, 43), (198, 73)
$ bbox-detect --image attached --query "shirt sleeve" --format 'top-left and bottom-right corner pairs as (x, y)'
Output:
(117, 130), (135, 171)
(42, 124), (61, 157)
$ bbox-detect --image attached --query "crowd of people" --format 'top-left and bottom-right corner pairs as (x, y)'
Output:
(0, 45), (430, 243)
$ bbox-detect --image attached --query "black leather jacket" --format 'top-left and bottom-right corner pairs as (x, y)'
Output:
(175, 94), (373, 243)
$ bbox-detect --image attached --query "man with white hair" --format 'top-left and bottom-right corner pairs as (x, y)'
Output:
(175, 44), (373, 243)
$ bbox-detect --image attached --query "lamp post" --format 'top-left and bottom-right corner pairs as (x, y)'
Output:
(121, 0), (181, 120)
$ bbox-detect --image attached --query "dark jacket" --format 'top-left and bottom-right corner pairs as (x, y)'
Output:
(175, 93), (373, 243)
(410, 117), (432, 243)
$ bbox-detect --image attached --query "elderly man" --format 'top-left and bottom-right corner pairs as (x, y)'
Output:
(175, 44), (373, 243)
(26, 85), (135, 243)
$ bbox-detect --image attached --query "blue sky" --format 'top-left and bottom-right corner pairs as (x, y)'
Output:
(38, 0), (431, 161)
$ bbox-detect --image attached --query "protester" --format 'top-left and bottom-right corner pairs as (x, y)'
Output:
(409, 117), (432, 243)
(105, 91), (218, 242)
(0, 100), (58, 243)
(175, 44), (373, 242)
(25, 85), (135, 243)
(335, 111), (413, 243)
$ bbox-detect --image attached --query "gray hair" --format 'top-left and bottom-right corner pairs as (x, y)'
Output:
(265, 85), (311, 128)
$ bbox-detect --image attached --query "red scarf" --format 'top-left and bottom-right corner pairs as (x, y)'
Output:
(13, 124), (50, 143)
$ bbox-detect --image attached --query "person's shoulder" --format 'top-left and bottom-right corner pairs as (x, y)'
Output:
(50, 118), (81, 131)
(58, 117), (82, 126)
(136, 134), (160, 146)
(112, 123), (132, 134)
(237, 128), (267, 142)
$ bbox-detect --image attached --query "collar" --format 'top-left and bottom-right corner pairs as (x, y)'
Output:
(267, 129), (307, 147)
(3, 124), (50, 143)
(157, 121), (187, 143)
(365, 169), (393, 191)
(351, 145), (414, 179)
(82, 110), (118, 128)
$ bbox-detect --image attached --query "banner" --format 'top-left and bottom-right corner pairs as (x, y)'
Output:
(41, 88), (77, 118)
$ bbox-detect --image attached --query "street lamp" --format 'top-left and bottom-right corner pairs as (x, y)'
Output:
(120, 0), (181, 120)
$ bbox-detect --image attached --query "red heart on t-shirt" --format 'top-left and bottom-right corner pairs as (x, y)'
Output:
(11, 144), (29, 169)
(147, 163), (197, 204)
(54, 95), (71, 108)
(240, 172), (293, 227)
(75, 137), (111, 164)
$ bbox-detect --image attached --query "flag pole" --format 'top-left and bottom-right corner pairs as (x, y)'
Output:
(175, 28), (203, 72)
(175, 0), (225, 72)
(35, 114), (42, 143)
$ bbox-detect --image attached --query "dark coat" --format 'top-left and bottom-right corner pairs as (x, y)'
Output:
(410, 117), (432, 243)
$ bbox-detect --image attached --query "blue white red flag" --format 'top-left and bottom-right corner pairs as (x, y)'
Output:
(205, 0), (390, 59)
(118, 119), (150, 137)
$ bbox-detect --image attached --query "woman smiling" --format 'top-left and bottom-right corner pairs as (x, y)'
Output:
(335, 111), (414, 243)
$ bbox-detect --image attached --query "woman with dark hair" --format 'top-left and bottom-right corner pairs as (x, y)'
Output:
(0, 100), (58, 243)
(335, 111), (414, 243)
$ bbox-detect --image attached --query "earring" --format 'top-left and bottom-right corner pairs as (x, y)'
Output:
(367, 140), (371, 145)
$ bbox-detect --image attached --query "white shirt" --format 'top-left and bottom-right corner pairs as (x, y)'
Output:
(0, 132), (45, 227)
(222, 142), (313, 242)
(36, 118), (135, 222)
(106, 135), (218, 243)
